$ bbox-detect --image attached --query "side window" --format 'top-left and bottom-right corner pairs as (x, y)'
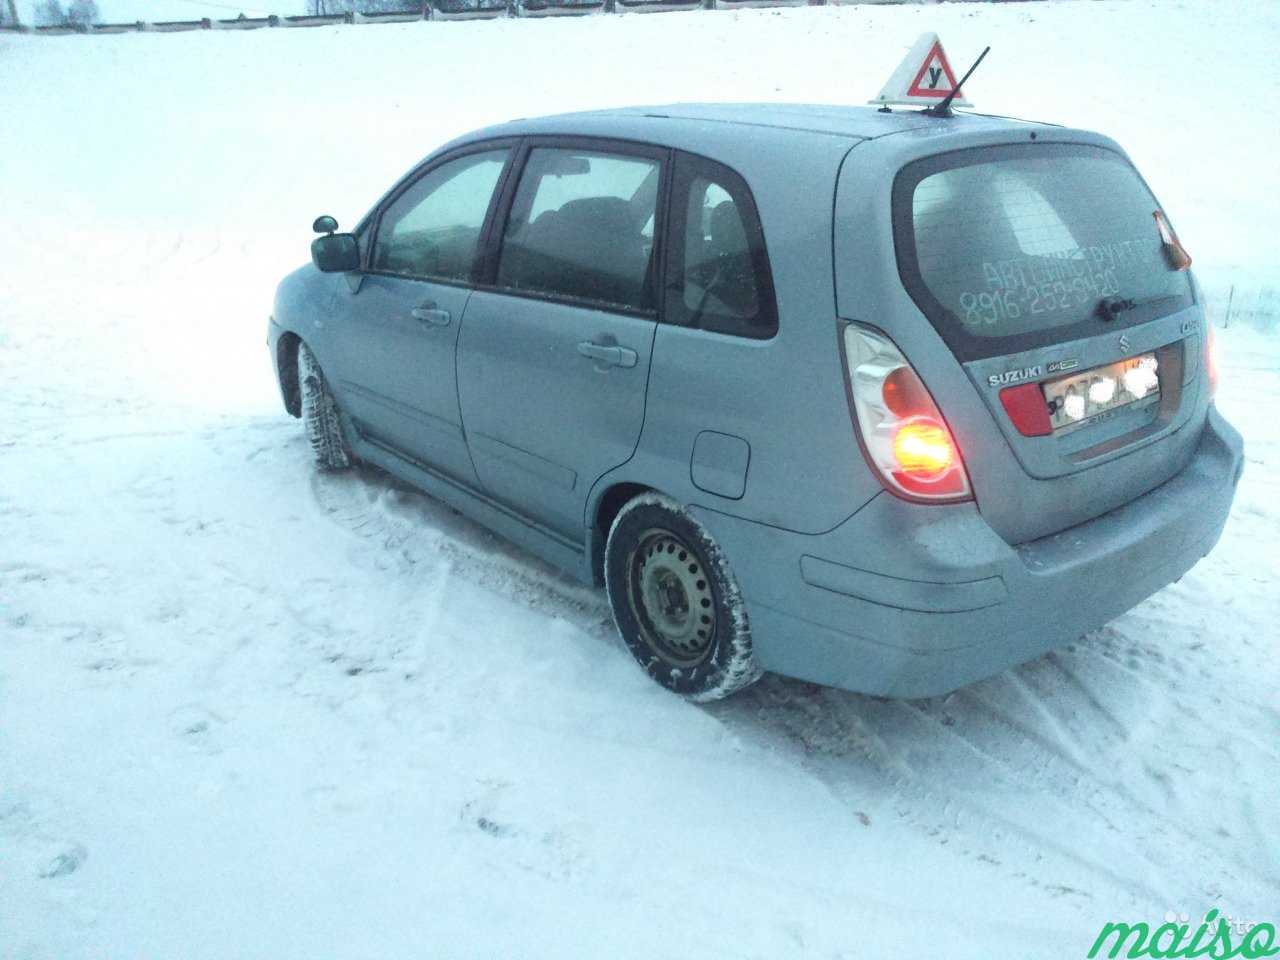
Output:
(666, 153), (777, 339)
(371, 149), (509, 282)
(497, 148), (660, 312)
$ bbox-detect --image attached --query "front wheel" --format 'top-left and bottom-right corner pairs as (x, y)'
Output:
(605, 493), (761, 701)
(298, 342), (352, 472)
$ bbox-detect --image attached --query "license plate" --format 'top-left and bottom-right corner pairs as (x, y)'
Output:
(1042, 352), (1160, 434)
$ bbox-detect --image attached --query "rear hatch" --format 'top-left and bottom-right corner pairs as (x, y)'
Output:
(883, 138), (1208, 544)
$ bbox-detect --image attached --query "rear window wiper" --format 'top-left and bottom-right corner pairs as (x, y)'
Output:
(1096, 294), (1180, 322)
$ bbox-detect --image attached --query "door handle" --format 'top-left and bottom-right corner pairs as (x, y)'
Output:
(411, 302), (452, 326)
(577, 341), (638, 368)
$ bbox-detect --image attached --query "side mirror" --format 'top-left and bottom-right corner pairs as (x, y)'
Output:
(312, 214), (339, 235)
(311, 233), (360, 273)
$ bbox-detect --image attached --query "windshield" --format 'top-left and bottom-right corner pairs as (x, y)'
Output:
(892, 143), (1193, 361)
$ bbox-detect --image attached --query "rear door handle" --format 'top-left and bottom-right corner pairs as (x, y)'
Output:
(411, 302), (452, 326)
(577, 341), (638, 368)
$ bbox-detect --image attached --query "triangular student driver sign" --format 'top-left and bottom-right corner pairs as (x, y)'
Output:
(871, 33), (973, 108)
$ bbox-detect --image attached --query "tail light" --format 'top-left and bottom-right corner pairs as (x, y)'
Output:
(842, 324), (971, 502)
(1206, 324), (1219, 396)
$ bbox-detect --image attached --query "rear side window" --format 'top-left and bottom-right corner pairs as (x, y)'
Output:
(372, 149), (509, 282)
(497, 148), (660, 313)
(893, 143), (1193, 361)
(665, 153), (777, 339)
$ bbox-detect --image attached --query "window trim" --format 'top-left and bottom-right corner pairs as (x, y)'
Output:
(661, 150), (779, 340)
(362, 137), (521, 287)
(474, 135), (674, 320)
(891, 141), (1195, 363)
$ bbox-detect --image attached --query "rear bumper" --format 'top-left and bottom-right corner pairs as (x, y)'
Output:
(693, 406), (1244, 698)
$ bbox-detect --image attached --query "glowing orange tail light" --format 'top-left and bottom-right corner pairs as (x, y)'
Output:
(842, 324), (971, 502)
(893, 420), (957, 479)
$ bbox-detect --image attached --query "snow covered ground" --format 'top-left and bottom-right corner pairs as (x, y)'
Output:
(2, 2), (1278, 957)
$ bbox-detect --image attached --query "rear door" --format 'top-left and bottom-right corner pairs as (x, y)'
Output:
(845, 138), (1208, 544)
(456, 140), (663, 542)
(328, 144), (513, 483)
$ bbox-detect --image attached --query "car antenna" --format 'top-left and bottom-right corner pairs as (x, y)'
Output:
(927, 46), (990, 118)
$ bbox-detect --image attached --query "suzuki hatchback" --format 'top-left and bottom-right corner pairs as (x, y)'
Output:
(268, 103), (1243, 700)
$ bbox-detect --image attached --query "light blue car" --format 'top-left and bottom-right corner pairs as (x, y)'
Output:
(268, 103), (1243, 700)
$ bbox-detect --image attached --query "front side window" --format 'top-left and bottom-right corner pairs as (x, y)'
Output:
(892, 143), (1193, 361)
(665, 153), (777, 338)
(496, 148), (660, 312)
(372, 148), (509, 282)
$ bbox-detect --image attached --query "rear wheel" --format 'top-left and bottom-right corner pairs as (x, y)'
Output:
(605, 493), (761, 701)
(298, 342), (352, 471)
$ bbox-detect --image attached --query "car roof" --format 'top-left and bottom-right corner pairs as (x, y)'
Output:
(471, 102), (1056, 145)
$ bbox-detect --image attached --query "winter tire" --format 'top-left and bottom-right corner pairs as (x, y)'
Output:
(605, 492), (761, 701)
(298, 341), (352, 471)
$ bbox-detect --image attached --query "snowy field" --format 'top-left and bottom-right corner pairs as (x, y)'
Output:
(2, 2), (1278, 957)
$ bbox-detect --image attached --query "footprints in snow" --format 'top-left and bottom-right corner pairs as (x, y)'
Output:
(459, 783), (589, 883)
(0, 802), (89, 882)
(39, 843), (88, 879)
(168, 704), (228, 755)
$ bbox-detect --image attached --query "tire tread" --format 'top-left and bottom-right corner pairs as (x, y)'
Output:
(298, 342), (351, 471)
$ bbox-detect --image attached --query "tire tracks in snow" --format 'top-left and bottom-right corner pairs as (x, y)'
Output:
(726, 616), (1279, 913)
(299, 451), (1280, 915)
(717, 676), (1174, 909)
(304, 461), (1162, 906)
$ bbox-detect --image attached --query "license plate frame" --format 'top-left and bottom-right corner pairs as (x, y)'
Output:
(1042, 352), (1161, 435)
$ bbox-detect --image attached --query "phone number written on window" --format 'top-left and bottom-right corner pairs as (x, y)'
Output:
(956, 238), (1151, 329)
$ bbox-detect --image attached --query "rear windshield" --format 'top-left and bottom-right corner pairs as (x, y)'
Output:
(892, 143), (1193, 361)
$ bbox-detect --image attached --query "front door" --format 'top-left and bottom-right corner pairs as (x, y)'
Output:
(457, 144), (664, 542)
(329, 146), (513, 483)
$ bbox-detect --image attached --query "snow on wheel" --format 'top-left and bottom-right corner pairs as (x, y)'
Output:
(297, 342), (352, 471)
(605, 492), (761, 701)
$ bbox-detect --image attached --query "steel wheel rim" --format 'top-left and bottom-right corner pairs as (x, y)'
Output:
(626, 527), (715, 666)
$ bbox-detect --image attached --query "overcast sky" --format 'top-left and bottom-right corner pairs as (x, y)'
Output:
(14, 0), (307, 20)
